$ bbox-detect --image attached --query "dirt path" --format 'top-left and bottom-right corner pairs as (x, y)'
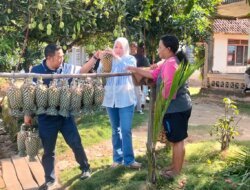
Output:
(189, 97), (250, 141)
(56, 96), (250, 172)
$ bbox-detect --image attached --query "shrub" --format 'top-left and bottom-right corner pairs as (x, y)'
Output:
(210, 98), (240, 151)
(1, 97), (22, 141)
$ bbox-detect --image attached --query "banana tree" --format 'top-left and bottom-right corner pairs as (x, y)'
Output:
(147, 59), (203, 187)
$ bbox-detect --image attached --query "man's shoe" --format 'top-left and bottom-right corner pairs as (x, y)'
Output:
(38, 181), (57, 190)
(137, 110), (144, 115)
(80, 170), (91, 180)
(242, 88), (250, 94)
(127, 161), (142, 169)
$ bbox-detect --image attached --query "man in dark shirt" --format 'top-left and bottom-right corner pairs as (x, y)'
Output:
(243, 58), (250, 93)
(130, 42), (150, 113)
(24, 44), (98, 190)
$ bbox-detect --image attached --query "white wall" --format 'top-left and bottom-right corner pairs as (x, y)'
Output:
(213, 33), (248, 73)
(67, 46), (87, 66)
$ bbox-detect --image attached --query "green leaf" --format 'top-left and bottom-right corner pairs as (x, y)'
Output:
(152, 59), (203, 144)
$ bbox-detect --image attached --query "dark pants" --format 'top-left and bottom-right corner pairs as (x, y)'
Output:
(38, 115), (89, 183)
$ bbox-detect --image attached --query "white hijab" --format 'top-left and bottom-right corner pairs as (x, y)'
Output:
(113, 37), (130, 57)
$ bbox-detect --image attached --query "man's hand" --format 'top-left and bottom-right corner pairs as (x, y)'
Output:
(24, 115), (32, 125)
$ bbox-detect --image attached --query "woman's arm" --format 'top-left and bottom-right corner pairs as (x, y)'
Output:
(80, 51), (101, 73)
(127, 66), (153, 79)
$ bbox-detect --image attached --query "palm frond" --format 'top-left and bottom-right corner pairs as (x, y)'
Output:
(152, 60), (203, 144)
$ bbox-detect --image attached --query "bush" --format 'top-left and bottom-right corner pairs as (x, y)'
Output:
(1, 97), (22, 141)
(210, 98), (240, 151)
(222, 148), (250, 190)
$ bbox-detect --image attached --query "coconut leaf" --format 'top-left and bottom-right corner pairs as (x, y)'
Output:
(152, 60), (203, 144)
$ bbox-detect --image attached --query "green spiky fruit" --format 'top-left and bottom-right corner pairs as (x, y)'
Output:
(102, 53), (113, 73)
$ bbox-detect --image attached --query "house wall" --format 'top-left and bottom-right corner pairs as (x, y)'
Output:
(67, 46), (87, 66)
(213, 33), (248, 73)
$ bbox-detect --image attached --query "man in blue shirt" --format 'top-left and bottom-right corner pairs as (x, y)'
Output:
(24, 44), (98, 190)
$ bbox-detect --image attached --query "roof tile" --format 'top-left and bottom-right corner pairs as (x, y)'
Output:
(213, 19), (250, 34)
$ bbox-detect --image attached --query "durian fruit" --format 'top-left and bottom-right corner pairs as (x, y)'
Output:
(93, 78), (104, 112)
(102, 53), (113, 73)
(21, 77), (36, 116)
(82, 78), (94, 114)
(35, 77), (48, 115)
(17, 123), (28, 157)
(25, 128), (40, 162)
(6, 79), (23, 117)
(47, 79), (60, 116)
(157, 127), (168, 144)
(70, 79), (83, 116)
(58, 79), (71, 117)
(32, 116), (42, 149)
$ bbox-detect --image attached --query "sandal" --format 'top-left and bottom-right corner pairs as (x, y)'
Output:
(162, 165), (173, 172)
(159, 170), (178, 181)
(110, 162), (122, 168)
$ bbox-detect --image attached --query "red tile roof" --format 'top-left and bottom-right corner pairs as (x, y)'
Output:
(213, 19), (250, 34)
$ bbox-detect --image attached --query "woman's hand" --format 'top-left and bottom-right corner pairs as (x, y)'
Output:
(24, 115), (32, 125)
(150, 63), (158, 70)
(93, 50), (102, 59)
(126, 66), (137, 73)
(103, 49), (120, 59)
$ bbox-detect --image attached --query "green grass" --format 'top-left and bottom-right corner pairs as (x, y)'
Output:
(59, 140), (250, 190)
(236, 101), (250, 116)
(56, 110), (148, 155)
(189, 87), (201, 96)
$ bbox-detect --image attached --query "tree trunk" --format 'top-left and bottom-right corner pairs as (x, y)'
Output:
(221, 133), (230, 151)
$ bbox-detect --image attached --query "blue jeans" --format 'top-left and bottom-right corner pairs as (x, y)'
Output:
(106, 105), (135, 166)
(38, 115), (89, 183)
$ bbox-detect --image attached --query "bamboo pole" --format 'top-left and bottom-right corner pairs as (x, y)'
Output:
(146, 84), (157, 189)
(0, 72), (131, 79)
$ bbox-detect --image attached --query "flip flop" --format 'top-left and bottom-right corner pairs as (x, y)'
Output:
(162, 165), (173, 172)
(159, 170), (178, 181)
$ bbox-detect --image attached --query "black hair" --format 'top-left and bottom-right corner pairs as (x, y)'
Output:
(130, 41), (138, 47)
(161, 34), (188, 64)
(44, 44), (62, 58)
(176, 51), (188, 65)
(160, 34), (179, 54)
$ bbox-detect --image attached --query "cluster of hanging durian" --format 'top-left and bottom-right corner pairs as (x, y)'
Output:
(17, 123), (41, 161)
(6, 77), (105, 117)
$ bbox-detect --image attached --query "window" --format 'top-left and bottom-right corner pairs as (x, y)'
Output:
(227, 39), (248, 66)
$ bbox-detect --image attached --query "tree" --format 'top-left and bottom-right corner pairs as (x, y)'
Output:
(0, 0), (221, 71)
(125, 0), (221, 63)
(210, 98), (240, 151)
(0, 0), (124, 71)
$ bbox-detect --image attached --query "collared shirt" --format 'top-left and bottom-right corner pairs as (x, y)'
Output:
(31, 59), (81, 86)
(100, 55), (137, 108)
(30, 60), (80, 120)
(151, 57), (177, 99)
